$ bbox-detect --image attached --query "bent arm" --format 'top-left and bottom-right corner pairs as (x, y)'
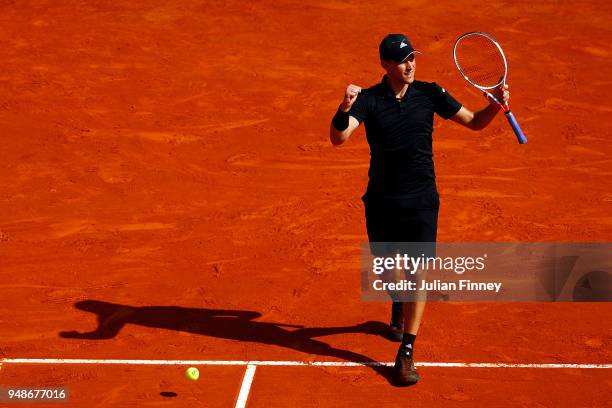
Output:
(330, 115), (360, 145)
(451, 84), (510, 131)
(450, 104), (501, 131)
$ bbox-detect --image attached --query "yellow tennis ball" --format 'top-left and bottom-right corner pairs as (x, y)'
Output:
(185, 367), (199, 381)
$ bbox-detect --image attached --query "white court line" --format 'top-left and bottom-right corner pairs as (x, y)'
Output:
(0, 359), (611, 369)
(235, 364), (257, 408)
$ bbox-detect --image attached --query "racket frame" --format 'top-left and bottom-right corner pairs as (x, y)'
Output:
(453, 31), (527, 144)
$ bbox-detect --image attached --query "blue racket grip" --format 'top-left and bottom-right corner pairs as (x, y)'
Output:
(504, 110), (527, 144)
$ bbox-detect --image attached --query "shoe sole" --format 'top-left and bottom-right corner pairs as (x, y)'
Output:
(395, 375), (419, 385)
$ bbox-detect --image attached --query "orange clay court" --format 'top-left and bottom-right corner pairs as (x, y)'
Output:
(0, 0), (611, 407)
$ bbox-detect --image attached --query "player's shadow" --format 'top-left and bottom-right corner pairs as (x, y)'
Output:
(60, 300), (403, 385)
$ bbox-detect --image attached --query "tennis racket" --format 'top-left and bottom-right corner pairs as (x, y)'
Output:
(453, 31), (527, 144)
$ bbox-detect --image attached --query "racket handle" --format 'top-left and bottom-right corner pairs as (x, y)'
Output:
(504, 110), (527, 144)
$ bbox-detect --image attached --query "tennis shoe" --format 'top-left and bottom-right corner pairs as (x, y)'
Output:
(394, 343), (420, 385)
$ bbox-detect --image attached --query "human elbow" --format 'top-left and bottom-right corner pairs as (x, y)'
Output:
(330, 135), (346, 146)
(329, 127), (346, 145)
(464, 115), (485, 131)
(468, 121), (484, 131)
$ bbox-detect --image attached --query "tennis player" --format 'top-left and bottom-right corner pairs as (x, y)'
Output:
(330, 34), (509, 385)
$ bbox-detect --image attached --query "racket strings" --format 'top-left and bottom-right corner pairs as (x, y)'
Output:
(455, 35), (506, 88)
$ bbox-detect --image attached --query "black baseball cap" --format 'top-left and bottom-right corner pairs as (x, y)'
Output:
(379, 34), (420, 62)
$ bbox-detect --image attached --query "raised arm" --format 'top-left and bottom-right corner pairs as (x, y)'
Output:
(330, 84), (362, 145)
(450, 84), (509, 131)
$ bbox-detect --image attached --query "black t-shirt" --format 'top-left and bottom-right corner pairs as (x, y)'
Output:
(349, 76), (462, 209)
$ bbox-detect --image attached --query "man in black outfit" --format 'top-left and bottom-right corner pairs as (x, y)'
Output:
(329, 34), (509, 385)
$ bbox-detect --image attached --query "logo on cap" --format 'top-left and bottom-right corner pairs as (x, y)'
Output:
(379, 34), (418, 62)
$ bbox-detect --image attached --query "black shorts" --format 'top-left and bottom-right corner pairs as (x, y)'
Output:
(365, 204), (438, 256)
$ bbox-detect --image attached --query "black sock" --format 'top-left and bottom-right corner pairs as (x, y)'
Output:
(391, 302), (403, 325)
(400, 333), (416, 357)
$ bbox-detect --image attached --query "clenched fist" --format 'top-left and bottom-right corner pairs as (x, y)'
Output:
(341, 84), (362, 112)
